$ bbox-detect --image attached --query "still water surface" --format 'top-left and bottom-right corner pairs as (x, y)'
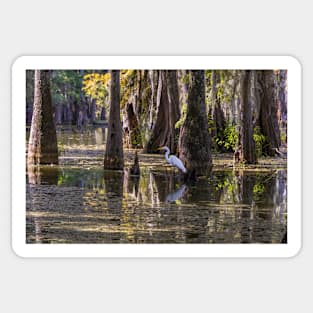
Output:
(26, 127), (287, 244)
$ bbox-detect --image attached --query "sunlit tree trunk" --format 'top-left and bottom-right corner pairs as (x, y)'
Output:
(259, 70), (281, 155)
(230, 71), (240, 126)
(27, 70), (58, 166)
(148, 70), (158, 130)
(179, 70), (212, 176)
(239, 70), (257, 164)
(104, 70), (124, 170)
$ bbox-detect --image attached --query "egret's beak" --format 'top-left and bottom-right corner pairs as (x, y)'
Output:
(157, 147), (163, 150)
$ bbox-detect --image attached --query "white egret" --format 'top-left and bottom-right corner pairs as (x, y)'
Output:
(158, 146), (187, 173)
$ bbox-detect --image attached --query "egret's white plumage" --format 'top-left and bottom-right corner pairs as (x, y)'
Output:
(159, 146), (187, 173)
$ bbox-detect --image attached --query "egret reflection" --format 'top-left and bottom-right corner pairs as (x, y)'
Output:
(26, 161), (287, 244)
(166, 184), (186, 203)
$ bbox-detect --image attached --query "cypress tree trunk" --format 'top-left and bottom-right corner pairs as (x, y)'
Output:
(278, 70), (287, 145)
(177, 70), (189, 109)
(148, 70), (158, 130)
(144, 70), (180, 153)
(165, 70), (180, 152)
(104, 70), (124, 170)
(144, 71), (168, 153)
(278, 70), (287, 128)
(210, 70), (218, 138)
(179, 70), (212, 176)
(124, 101), (143, 148)
(27, 70), (58, 166)
(26, 70), (34, 125)
(240, 70), (257, 164)
(210, 70), (226, 152)
(259, 70), (281, 155)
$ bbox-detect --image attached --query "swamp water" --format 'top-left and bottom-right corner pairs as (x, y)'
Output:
(26, 127), (287, 244)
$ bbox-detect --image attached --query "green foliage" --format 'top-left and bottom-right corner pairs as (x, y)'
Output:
(130, 130), (143, 148)
(215, 178), (234, 193)
(253, 182), (265, 194)
(223, 124), (239, 150)
(253, 182), (266, 201)
(120, 70), (137, 107)
(280, 131), (287, 143)
(253, 126), (266, 157)
(82, 72), (110, 107)
(213, 123), (239, 152)
(82, 70), (138, 109)
(180, 72), (190, 85)
(209, 70), (235, 105)
(51, 70), (84, 105)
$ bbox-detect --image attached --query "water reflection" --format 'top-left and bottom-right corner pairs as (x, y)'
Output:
(94, 127), (106, 145)
(166, 184), (186, 203)
(26, 165), (287, 244)
(103, 171), (123, 243)
(27, 165), (59, 185)
(57, 126), (107, 146)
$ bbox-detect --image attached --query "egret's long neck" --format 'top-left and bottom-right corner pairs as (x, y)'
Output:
(164, 149), (170, 162)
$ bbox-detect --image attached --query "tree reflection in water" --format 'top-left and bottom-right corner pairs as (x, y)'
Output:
(27, 166), (60, 243)
(26, 166), (287, 244)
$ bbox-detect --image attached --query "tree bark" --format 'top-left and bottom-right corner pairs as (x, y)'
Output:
(259, 70), (281, 156)
(240, 70), (257, 164)
(210, 70), (226, 151)
(27, 70), (58, 166)
(104, 70), (124, 170)
(143, 70), (180, 153)
(177, 70), (189, 109)
(165, 70), (180, 152)
(100, 107), (106, 120)
(124, 101), (143, 148)
(179, 70), (212, 176)
(148, 70), (158, 130)
(26, 70), (34, 125)
(278, 70), (287, 128)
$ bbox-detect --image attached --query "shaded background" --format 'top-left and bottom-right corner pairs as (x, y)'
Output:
(1, 1), (310, 312)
